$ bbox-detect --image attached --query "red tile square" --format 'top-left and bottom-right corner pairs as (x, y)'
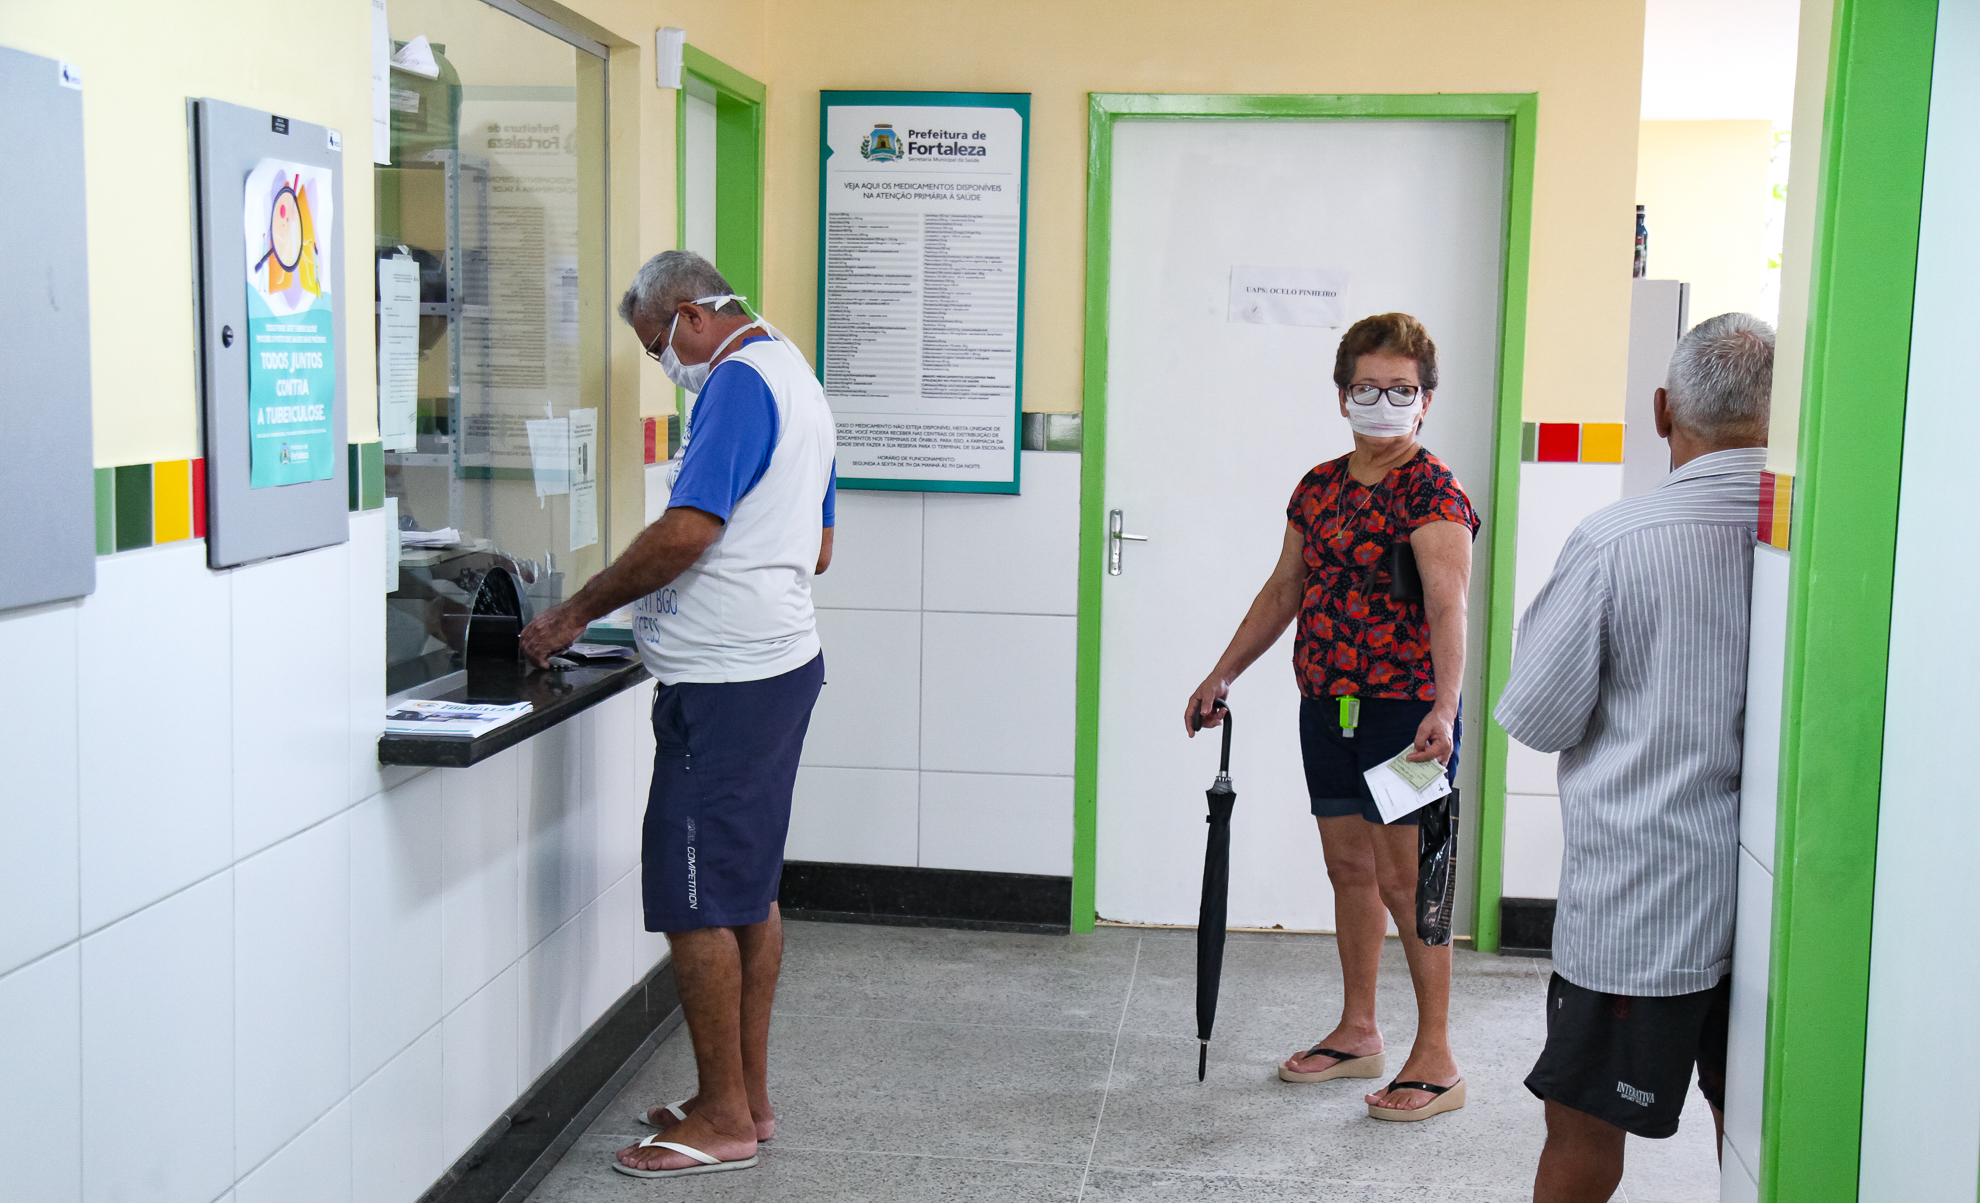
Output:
(1758, 472), (1777, 546)
(643, 417), (657, 465)
(191, 458), (207, 538)
(1536, 423), (1580, 462)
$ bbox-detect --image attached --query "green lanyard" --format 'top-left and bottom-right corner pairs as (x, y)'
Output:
(1338, 696), (1361, 739)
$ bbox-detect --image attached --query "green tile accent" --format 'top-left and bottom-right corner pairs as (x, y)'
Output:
(112, 463), (153, 551)
(347, 443), (361, 512)
(94, 468), (115, 555)
(1045, 413), (1084, 452)
(360, 442), (385, 510)
(1520, 422), (1539, 462)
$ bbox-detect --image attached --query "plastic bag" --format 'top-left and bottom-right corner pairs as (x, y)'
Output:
(1416, 788), (1459, 946)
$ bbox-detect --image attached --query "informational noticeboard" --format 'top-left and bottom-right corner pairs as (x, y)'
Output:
(818, 91), (1029, 493)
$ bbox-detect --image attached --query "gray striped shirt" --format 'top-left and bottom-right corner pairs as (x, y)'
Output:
(1495, 447), (1764, 996)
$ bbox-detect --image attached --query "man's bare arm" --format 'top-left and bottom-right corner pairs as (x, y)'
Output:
(816, 526), (834, 575)
(519, 507), (723, 666)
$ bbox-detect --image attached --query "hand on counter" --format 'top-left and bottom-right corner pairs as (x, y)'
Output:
(521, 603), (587, 668)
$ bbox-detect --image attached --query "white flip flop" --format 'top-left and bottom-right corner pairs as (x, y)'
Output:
(635, 1100), (689, 1128)
(610, 1134), (759, 1179)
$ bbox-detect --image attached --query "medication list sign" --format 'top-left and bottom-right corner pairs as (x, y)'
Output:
(818, 91), (1029, 493)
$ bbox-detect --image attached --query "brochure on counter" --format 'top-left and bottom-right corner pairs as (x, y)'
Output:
(384, 699), (532, 738)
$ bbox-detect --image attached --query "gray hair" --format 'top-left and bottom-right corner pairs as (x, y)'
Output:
(617, 250), (744, 327)
(1664, 312), (1775, 440)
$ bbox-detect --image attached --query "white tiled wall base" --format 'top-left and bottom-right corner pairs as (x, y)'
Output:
(1501, 792), (1564, 898)
(797, 452), (1081, 876)
(0, 515), (670, 1203)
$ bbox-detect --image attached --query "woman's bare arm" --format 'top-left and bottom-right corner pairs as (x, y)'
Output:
(1406, 519), (1472, 762)
(1184, 522), (1307, 735)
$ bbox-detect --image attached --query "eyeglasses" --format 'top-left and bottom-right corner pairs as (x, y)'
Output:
(1346, 384), (1422, 407)
(641, 321), (672, 364)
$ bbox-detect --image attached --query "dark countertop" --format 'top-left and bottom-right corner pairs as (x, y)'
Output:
(378, 657), (650, 768)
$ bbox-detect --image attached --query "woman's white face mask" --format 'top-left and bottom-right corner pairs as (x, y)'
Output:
(1345, 396), (1424, 438)
(658, 294), (753, 394)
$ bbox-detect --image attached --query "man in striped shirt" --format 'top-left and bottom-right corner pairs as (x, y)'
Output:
(1496, 313), (1774, 1202)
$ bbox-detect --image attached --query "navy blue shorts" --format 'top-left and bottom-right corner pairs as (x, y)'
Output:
(1297, 696), (1459, 826)
(641, 653), (824, 933)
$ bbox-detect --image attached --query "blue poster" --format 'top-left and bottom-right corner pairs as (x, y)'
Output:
(244, 158), (337, 488)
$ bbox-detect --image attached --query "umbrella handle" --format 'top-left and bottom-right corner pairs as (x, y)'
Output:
(1192, 700), (1233, 775)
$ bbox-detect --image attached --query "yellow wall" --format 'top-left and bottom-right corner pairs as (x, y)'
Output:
(1635, 120), (1774, 328)
(757, 0), (1648, 422)
(5, 0), (1644, 471)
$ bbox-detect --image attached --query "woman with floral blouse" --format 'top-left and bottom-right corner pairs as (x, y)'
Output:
(1185, 312), (1478, 1123)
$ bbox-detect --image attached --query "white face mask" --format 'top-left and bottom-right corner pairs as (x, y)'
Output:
(657, 294), (753, 394)
(1345, 396), (1424, 438)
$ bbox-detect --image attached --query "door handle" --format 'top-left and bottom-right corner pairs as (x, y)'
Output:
(1108, 509), (1149, 575)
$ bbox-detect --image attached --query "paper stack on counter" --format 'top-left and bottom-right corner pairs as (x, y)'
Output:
(384, 699), (532, 738)
(399, 527), (462, 548)
(1363, 746), (1453, 824)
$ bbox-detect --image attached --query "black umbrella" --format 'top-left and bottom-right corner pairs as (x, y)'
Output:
(1191, 701), (1236, 1081)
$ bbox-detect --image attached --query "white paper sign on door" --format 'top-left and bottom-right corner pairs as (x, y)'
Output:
(567, 407), (598, 550)
(378, 254), (420, 451)
(1228, 265), (1349, 328)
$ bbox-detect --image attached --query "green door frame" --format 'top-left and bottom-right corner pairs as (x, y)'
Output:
(1759, 1), (1937, 1198)
(673, 46), (766, 431)
(1073, 92), (1537, 946)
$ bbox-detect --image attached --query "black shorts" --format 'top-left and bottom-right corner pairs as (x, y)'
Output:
(1297, 696), (1459, 826)
(1524, 971), (1730, 1139)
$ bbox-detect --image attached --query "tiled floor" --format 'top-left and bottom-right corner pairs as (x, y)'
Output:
(526, 922), (1721, 1202)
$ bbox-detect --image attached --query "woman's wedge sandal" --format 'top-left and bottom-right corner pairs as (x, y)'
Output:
(610, 1134), (759, 1179)
(1277, 1046), (1388, 1083)
(1366, 1077), (1466, 1121)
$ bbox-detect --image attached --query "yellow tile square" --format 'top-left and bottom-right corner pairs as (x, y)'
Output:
(152, 459), (192, 543)
(1579, 423), (1624, 463)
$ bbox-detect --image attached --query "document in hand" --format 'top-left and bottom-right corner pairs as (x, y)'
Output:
(384, 699), (532, 738)
(1363, 746), (1452, 824)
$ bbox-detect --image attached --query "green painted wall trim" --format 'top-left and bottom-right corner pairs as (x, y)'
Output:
(94, 468), (115, 555)
(680, 45), (765, 104)
(1760, 1), (1938, 1199)
(112, 464), (152, 553)
(1073, 93), (1536, 941)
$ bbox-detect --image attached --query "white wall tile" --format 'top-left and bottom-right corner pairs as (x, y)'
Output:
(787, 766), (919, 866)
(1722, 846), (1772, 1183)
(804, 609), (921, 770)
(921, 612), (1076, 776)
(923, 451), (1080, 616)
(1742, 544), (1789, 873)
(811, 489), (923, 611)
(1501, 793), (1564, 899)
(347, 511), (396, 806)
(582, 684), (652, 896)
(645, 460), (673, 524)
(439, 749), (521, 1014)
(350, 1026), (442, 1203)
(519, 724), (590, 950)
(80, 872), (232, 1203)
(235, 1100), (351, 1203)
(0, 945), (81, 1203)
(1514, 462), (1623, 618)
(233, 542), (353, 857)
(350, 771), (444, 1083)
(635, 928), (671, 979)
(441, 964), (518, 1164)
(77, 542), (232, 933)
(1503, 736), (1558, 796)
(581, 873), (639, 1032)
(518, 916), (581, 1089)
(919, 771), (1072, 876)
(235, 815), (351, 1174)
(1721, 1150), (1759, 1203)
(0, 601), (80, 973)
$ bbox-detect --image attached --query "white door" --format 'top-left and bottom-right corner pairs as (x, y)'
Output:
(1095, 118), (1509, 930)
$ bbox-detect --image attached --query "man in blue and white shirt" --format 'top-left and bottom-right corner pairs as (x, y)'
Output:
(1496, 313), (1773, 1202)
(522, 251), (835, 1182)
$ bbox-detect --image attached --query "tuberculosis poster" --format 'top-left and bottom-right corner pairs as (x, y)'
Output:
(818, 91), (1029, 493)
(244, 158), (337, 488)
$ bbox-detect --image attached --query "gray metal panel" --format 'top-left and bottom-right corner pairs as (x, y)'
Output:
(191, 98), (349, 568)
(0, 46), (95, 611)
(1621, 278), (1687, 499)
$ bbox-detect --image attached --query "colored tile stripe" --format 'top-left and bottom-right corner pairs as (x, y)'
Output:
(1519, 421), (1626, 464)
(1759, 471), (1793, 549)
(643, 417), (658, 465)
(91, 445), (382, 554)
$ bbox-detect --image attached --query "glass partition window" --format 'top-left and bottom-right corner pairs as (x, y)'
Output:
(376, 0), (608, 693)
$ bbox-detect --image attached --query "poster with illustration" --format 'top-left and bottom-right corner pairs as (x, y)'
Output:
(244, 158), (337, 488)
